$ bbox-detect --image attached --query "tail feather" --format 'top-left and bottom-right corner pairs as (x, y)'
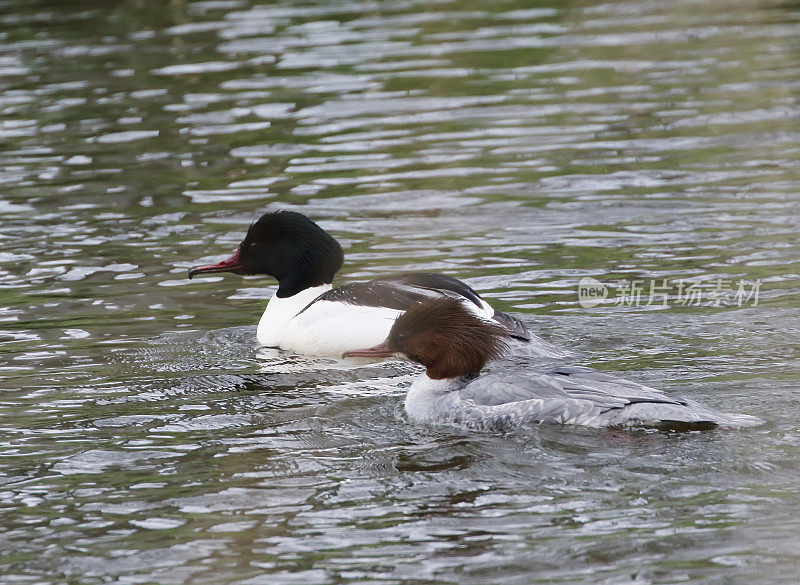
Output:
(608, 400), (764, 429)
(492, 310), (531, 341)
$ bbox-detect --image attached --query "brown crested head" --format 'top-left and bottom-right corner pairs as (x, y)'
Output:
(386, 297), (510, 379)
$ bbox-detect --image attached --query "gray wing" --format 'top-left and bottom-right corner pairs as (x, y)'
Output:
(546, 365), (686, 406)
(461, 364), (682, 409)
(459, 364), (763, 428)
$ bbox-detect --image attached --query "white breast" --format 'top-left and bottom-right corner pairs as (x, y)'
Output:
(280, 300), (402, 356)
(257, 282), (498, 357)
(257, 286), (402, 356)
(404, 376), (463, 422)
(256, 285), (331, 347)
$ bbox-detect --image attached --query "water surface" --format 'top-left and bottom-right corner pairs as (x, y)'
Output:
(1, 0), (799, 583)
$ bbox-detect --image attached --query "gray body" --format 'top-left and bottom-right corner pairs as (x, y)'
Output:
(404, 362), (763, 431)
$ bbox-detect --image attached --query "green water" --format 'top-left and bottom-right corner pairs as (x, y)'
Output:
(1, 0), (799, 583)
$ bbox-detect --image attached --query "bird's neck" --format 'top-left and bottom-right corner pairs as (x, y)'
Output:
(275, 237), (343, 297)
(404, 374), (465, 422)
(276, 270), (333, 298)
(257, 284), (332, 346)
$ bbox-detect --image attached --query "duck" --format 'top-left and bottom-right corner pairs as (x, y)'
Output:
(188, 210), (570, 358)
(343, 297), (764, 431)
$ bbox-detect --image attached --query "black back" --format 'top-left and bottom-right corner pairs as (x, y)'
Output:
(303, 272), (531, 341)
(313, 273), (482, 310)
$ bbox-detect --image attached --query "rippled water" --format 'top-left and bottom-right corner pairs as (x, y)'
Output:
(1, 0), (799, 583)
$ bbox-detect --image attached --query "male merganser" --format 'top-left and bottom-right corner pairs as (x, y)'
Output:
(343, 298), (764, 430)
(188, 210), (569, 358)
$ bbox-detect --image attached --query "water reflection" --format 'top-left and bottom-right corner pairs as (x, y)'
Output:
(1, 0), (799, 583)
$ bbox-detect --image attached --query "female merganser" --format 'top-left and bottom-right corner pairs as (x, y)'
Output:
(188, 210), (569, 358)
(343, 298), (763, 430)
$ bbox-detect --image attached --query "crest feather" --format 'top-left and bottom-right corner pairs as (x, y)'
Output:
(389, 297), (510, 378)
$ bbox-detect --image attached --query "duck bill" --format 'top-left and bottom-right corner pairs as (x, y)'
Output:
(342, 342), (395, 358)
(187, 249), (244, 279)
